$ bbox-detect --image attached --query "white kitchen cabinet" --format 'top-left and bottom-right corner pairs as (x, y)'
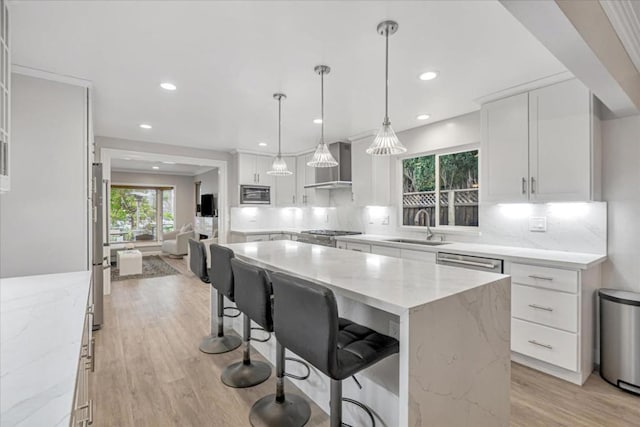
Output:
(296, 153), (329, 207)
(245, 234), (269, 242)
(345, 242), (371, 253)
(269, 233), (291, 241)
(371, 244), (401, 257)
(274, 156), (297, 206)
(351, 138), (391, 207)
(238, 153), (274, 188)
(400, 249), (436, 264)
(507, 261), (600, 385)
(0, 0), (10, 192)
(481, 79), (599, 203)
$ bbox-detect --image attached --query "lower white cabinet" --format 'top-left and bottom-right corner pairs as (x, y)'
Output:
(337, 241), (438, 265)
(371, 245), (400, 257)
(71, 291), (95, 426)
(345, 242), (371, 253)
(400, 249), (436, 263)
(246, 234), (270, 242)
(508, 261), (600, 385)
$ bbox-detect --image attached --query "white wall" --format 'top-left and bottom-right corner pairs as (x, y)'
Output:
(0, 74), (88, 278)
(110, 171), (195, 231)
(601, 115), (640, 292)
(194, 168), (219, 197)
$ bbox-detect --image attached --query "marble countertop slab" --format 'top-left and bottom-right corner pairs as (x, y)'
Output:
(334, 234), (606, 270)
(1, 271), (91, 427)
(224, 241), (508, 315)
(230, 228), (304, 235)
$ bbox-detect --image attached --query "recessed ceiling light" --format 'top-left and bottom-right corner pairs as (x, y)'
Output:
(152, 166), (160, 170)
(162, 161), (176, 164)
(418, 71), (438, 81)
(160, 82), (177, 91)
(258, 142), (268, 147)
(139, 123), (152, 129)
(313, 118), (323, 124)
(416, 114), (431, 120)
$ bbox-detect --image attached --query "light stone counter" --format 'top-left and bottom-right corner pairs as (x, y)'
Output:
(335, 234), (606, 270)
(223, 241), (511, 426)
(0, 271), (91, 427)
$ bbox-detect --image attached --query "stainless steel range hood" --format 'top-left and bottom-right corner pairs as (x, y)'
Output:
(304, 141), (352, 189)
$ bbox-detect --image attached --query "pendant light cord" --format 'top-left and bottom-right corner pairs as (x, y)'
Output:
(278, 96), (282, 157)
(384, 27), (390, 125)
(320, 70), (325, 144)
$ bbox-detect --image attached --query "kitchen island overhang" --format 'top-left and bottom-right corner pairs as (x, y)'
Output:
(221, 241), (511, 426)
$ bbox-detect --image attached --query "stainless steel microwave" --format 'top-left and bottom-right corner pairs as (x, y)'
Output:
(240, 185), (271, 204)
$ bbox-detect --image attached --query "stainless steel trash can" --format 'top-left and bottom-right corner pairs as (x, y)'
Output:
(599, 289), (640, 395)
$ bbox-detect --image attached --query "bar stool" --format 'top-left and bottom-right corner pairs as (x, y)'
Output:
(194, 241), (241, 354)
(229, 259), (311, 427)
(271, 272), (399, 427)
(221, 258), (273, 388)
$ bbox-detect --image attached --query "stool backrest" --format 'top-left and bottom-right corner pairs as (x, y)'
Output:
(188, 239), (208, 283)
(209, 244), (235, 300)
(271, 272), (339, 378)
(230, 258), (274, 332)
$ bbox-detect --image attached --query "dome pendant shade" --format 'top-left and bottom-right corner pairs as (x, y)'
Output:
(267, 93), (293, 176)
(366, 120), (406, 155)
(267, 155), (292, 176)
(308, 65), (338, 168)
(367, 20), (406, 156)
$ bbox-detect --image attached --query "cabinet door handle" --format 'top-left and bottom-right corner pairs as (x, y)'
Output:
(530, 177), (536, 194)
(528, 339), (553, 350)
(528, 275), (553, 281)
(90, 337), (95, 372)
(528, 304), (553, 312)
(292, 195), (295, 204)
(257, 173), (260, 183)
(521, 177), (527, 194)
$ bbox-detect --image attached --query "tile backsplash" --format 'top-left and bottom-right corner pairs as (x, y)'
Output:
(231, 200), (607, 254)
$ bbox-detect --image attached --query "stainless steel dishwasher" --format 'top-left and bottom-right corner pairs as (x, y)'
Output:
(436, 252), (504, 273)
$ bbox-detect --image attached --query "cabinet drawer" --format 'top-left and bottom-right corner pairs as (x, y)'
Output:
(400, 249), (436, 263)
(336, 241), (347, 250)
(346, 242), (371, 253)
(371, 245), (401, 258)
(511, 263), (578, 293)
(512, 318), (578, 371)
(246, 234), (269, 242)
(512, 284), (578, 332)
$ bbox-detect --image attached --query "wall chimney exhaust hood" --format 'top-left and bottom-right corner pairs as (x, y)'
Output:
(304, 142), (352, 189)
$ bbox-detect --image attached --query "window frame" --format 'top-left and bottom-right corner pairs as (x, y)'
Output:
(109, 183), (176, 244)
(397, 144), (480, 234)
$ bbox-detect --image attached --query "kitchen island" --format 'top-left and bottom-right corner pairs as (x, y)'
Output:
(222, 240), (511, 426)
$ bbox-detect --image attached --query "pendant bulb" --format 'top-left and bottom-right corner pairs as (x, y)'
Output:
(308, 65), (339, 168)
(367, 20), (406, 156)
(267, 93), (292, 176)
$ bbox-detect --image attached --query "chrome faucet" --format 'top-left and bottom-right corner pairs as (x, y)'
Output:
(414, 209), (434, 240)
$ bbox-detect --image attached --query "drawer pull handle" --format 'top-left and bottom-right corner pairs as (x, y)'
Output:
(528, 275), (553, 281)
(528, 339), (553, 350)
(528, 304), (553, 312)
(351, 248), (362, 252)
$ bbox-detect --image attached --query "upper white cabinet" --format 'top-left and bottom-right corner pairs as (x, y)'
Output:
(296, 153), (329, 207)
(351, 138), (391, 206)
(481, 79), (600, 203)
(237, 153), (274, 188)
(0, 0), (10, 192)
(274, 156), (297, 206)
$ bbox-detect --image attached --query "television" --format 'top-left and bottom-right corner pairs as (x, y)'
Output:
(201, 194), (217, 217)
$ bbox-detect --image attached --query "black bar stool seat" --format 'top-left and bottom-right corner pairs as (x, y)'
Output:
(271, 272), (399, 427)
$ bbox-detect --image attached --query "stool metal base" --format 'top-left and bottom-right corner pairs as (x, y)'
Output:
(221, 360), (271, 388)
(249, 394), (311, 427)
(198, 333), (242, 354)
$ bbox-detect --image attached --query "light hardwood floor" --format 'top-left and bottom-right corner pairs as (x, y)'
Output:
(91, 257), (640, 427)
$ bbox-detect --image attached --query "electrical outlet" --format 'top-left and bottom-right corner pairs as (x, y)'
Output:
(381, 215), (389, 225)
(529, 216), (547, 232)
(389, 320), (400, 339)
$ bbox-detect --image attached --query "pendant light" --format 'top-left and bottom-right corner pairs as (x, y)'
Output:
(307, 65), (338, 168)
(367, 20), (407, 156)
(267, 93), (293, 176)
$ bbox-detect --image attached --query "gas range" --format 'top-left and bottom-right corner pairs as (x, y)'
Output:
(297, 230), (362, 247)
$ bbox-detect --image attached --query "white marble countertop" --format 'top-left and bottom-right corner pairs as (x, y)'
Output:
(224, 241), (508, 315)
(335, 234), (607, 270)
(1, 271), (91, 427)
(230, 228), (304, 235)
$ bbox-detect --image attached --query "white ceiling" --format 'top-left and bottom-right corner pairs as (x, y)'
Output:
(111, 157), (216, 176)
(11, 1), (566, 154)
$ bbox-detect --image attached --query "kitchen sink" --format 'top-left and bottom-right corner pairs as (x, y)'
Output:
(384, 238), (450, 246)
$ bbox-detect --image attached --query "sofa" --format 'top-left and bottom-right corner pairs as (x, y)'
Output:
(161, 224), (194, 257)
